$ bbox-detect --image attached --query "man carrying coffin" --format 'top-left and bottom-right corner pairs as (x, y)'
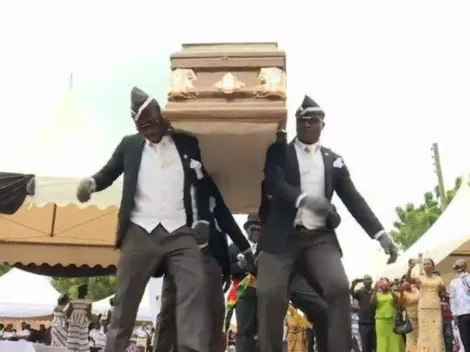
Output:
(154, 177), (253, 352)
(76, 87), (213, 352)
(256, 95), (398, 352)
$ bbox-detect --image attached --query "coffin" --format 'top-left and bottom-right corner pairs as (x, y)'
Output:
(163, 42), (287, 213)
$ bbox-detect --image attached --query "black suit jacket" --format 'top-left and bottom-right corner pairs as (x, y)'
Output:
(258, 139), (384, 253)
(91, 130), (212, 248)
(208, 177), (251, 277)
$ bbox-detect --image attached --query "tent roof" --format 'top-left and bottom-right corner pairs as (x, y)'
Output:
(0, 268), (61, 318)
(93, 277), (163, 322)
(375, 177), (470, 282)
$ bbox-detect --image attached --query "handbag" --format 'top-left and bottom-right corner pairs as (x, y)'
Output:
(393, 306), (413, 335)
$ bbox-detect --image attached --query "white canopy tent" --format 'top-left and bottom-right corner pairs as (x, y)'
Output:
(0, 269), (61, 318)
(93, 277), (163, 323)
(373, 176), (470, 282)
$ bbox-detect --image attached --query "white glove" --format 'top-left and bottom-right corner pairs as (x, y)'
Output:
(76, 178), (96, 203)
(378, 233), (398, 264)
(237, 253), (248, 268)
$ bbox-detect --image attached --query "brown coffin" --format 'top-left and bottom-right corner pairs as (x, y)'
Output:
(163, 42), (287, 213)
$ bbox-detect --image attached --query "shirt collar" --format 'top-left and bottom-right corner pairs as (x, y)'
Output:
(147, 135), (171, 148)
(295, 138), (321, 153)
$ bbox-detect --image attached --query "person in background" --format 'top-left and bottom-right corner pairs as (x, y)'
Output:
(434, 271), (455, 352)
(351, 275), (375, 352)
(37, 324), (48, 344)
(228, 214), (261, 352)
(154, 179), (252, 352)
(51, 294), (69, 347)
(399, 277), (419, 352)
(407, 258), (446, 352)
(66, 284), (92, 352)
(227, 330), (236, 347)
(89, 322), (100, 348)
(17, 321), (30, 340)
(285, 306), (308, 352)
(372, 278), (405, 352)
(449, 258), (470, 352)
(350, 297), (362, 352)
(2, 324), (15, 340)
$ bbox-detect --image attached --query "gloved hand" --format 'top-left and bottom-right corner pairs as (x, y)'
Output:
(300, 195), (332, 217)
(223, 274), (232, 293)
(192, 220), (210, 246)
(328, 204), (341, 228)
(378, 233), (398, 264)
(26, 178), (36, 196)
(236, 253), (247, 269)
(76, 178), (96, 203)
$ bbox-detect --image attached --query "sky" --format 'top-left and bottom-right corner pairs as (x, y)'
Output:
(1, 0), (469, 278)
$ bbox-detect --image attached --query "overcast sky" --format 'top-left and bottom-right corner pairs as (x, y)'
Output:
(1, 0), (469, 278)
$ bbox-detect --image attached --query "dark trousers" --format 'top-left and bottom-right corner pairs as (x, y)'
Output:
(458, 314), (470, 352)
(257, 230), (350, 352)
(290, 275), (328, 352)
(443, 321), (453, 352)
(105, 224), (208, 352)
(154, 250), (224, 352)
(235, 286), (258, 352)
(359, 323), (375, 352)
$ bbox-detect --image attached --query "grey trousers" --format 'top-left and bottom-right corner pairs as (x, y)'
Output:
(257, 231), (351, 352)
(153, 250), (225, 352)
(105, 223), (208, 352)
(290, 275), (328, 352)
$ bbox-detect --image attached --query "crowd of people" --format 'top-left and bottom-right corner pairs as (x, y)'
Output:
(70, 87), (401, 352)
(0, 321), (50, 343)
(349, 258), (470, 352)
(5, 85), (466, 352)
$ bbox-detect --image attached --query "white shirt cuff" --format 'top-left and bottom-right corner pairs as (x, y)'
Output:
(88, 177), (97, 192)
(374, 230), (387, 240)
(295, 193), (307, 208)
(192, 220), (209, 228)
(199, 243), (209, 249)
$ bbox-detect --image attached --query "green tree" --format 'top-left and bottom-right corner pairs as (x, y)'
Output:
(391, 177), (462, 250)
(52, 275), (117, 301)
(0, 264), (10, 276)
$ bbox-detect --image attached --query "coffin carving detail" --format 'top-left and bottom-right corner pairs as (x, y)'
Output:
(254, 67), (286, 100)
(168, 69), (198, 100)
(213, 73), (246, 95)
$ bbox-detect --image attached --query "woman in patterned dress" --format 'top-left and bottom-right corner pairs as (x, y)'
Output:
(66, 284), (92, 352)
(399, 278), (420, 352)
(407, 258), (445, 352)
(285, 305), (308, 352)
(51, 294), (70, 347)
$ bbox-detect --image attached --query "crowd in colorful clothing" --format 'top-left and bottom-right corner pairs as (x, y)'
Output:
(349, 257), (470, 352)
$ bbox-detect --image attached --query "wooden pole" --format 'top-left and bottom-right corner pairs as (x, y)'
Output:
(432, 143), (446, 208)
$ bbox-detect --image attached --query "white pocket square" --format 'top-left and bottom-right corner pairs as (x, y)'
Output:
(190, 159), (204, 180)
(333, 157), (344, 169)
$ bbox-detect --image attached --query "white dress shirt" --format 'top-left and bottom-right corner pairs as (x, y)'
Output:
(450, 272), (470, 317)
(293, 139), (326, 230)
(130, 136), (186, 233)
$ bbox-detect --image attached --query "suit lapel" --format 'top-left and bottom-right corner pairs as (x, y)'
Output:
(126, 134), (145, 198)
(287, 142), (301, 186)
(320, 147), (334, 199)
(172, 133), (190, 172)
